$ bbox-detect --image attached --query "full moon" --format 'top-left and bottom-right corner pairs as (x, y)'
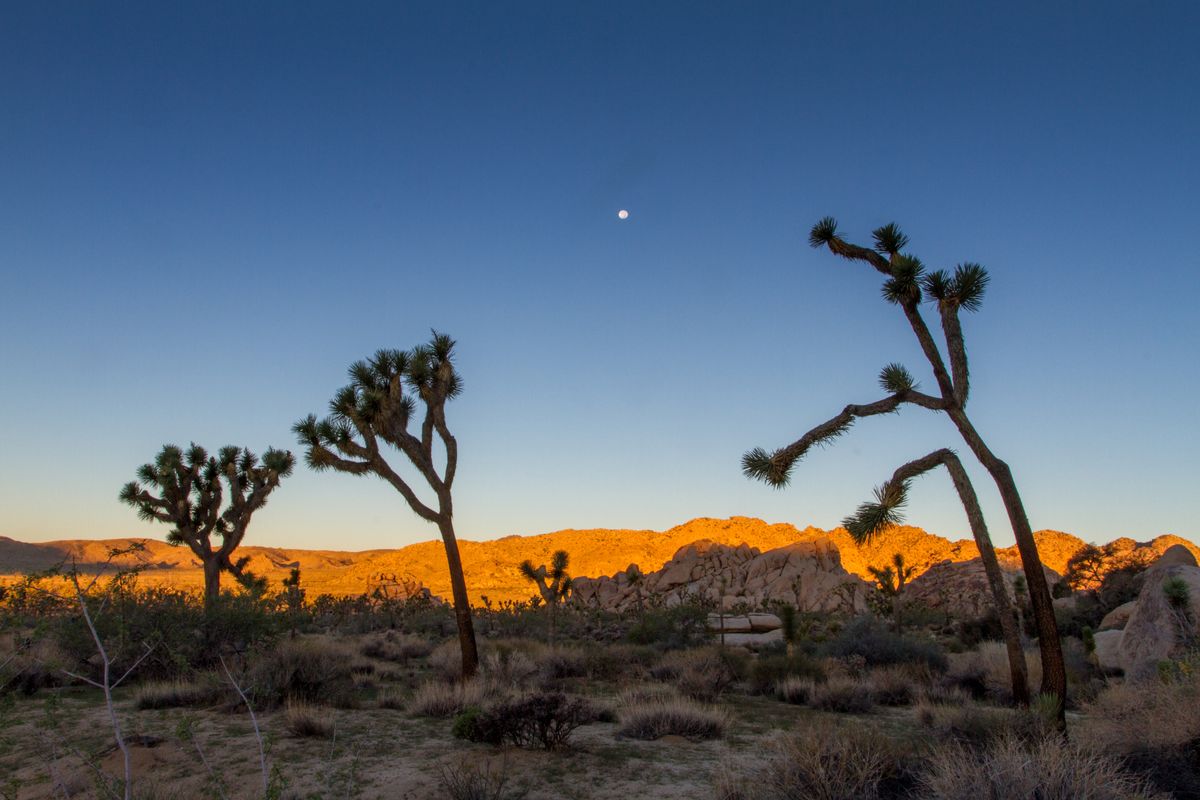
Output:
(617, 209), (630, 220)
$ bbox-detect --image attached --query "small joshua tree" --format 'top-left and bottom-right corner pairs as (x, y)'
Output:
(120, 444), (294, 608)
(520, 550), (572, 646)
(868, 553), (916, 632)
(743, 218), (1059, 722)
(294, 331), (480, 678)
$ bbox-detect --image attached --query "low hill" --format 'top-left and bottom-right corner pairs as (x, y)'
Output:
(1, 517), (1195, 606)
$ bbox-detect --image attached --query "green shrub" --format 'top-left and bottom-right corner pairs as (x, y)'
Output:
(750, 653), (826, 694)
(625, 605), (710, 650)
(819, 616), (947, 672)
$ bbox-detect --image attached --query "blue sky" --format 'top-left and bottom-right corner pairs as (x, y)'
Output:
(2, 2), (1197, 551)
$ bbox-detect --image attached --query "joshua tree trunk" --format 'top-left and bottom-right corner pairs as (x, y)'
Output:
(202, 556), (222, 608)
(939, 451), (1030, 707)
(947, 408), (1061, 706)
(438, 517), (479, 679)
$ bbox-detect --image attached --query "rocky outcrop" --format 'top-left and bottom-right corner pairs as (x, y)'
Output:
(1099, 600), (1137, 631)
(904, 558), (1061, 619)
(571, 538), (869, 613)
(1116, 545), (1200, 680)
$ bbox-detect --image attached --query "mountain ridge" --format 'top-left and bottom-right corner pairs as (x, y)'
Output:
(2, 518), (1196, 605)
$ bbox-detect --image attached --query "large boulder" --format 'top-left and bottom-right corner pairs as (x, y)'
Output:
(1092, 629), (1125, 673)
(1099, 600), (1137, 631)
(1115, 545), (1200, 680)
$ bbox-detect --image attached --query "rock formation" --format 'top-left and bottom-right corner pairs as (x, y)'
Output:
(1115, 545), (1200, 680)
(570, 538), (869, 614)
(904, 558), (1062, 619)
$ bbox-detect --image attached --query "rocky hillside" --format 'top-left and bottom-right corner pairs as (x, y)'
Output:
(1, 517), (1195, 606)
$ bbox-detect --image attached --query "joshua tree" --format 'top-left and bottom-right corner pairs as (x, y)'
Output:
(843, 448), (1030, 705)
(119, 444), (294, 608)
(293, 331), (479, 678)
(867, 553), (916, 632)
(743, 218), (1062, 723)
(520, 550), (573, 646)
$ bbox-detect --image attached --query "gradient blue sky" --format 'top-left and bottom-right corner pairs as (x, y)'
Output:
(2, 2), (1197, 551)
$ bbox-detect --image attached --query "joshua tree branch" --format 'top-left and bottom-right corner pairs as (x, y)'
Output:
(370, 456), (441, 522)
(900, 299), (957, 402)
(938, 304), (970, 406)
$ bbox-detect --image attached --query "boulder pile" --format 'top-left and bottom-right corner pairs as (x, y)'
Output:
(570, 537), (868, 614)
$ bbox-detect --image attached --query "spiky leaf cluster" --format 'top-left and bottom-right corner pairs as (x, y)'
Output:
(878, 363), (917, 395)
(808, 216), (839, 248)
(921, 263), (990, 312)
(841, 480), (909, 544)
(741, 447), (792, 487)
(872, 223), (909, 256)
(882, 255), (924, 305)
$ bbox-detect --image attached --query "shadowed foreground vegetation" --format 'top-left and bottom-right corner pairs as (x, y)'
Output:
(1, 561), (1196, 800)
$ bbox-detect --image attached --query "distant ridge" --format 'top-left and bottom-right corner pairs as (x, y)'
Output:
(1, 518), (1196, 606)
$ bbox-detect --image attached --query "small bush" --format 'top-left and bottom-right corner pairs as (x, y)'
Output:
(483, 648), (539, 688)
(914, 699), (1018, 747)
(625, 605), (710, 650)
(453, 691), (599, 750)
(820, 616), (947, 672)
(809, 677), (874, 714)
(659, 648), (738, 702)
(439, 758), (528, 800)
(945, 640), (1041, 705)
(919, 734), (1166, 799)
(377, 689), (406, 710)
(410, 679), (488, 718)
(775, 676), (816, 705)
(284, 701), (335, 739)
(617, 697), (726, 741)
(360, 631), (433, 664)
(866, 666), (920, 706)
(535, 648), (587, 684)
(580, 643), (657, 680)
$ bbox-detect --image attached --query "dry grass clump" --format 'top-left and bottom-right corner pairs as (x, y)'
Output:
(615, 684), (679, 706)
(284, 700), (336, 739)
(865, 665), (920, 706)
(377, 688), (406, 710)
(914, 697), (1018, 746)
(534, 647), (588, 684)
(671, 648), (737, 702)
(945, 641), (1041, 704)
(775, 676), (816, 705)
(1080, 671), (1200, 753)
(134, 678), (222, 710)
(482, 648), (539, 688)
(429, 640), (468, 682)
(409, 678), (489, 718)
(616, 697), (726, 741)
(715, 726), (904, 800)
(809, 676), (874, 714)
(919, 734), (1167, 800)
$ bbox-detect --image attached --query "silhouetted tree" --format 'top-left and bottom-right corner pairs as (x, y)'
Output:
(293, 331), (479, 678)
(743, 218), (1063, 724)
(520, 550), (572, 646)
(868, 553), (916, 632)
(119, 444), (294, 608)
(843, 448), (1030, 705)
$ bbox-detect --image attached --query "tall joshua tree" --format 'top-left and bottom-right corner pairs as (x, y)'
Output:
(519, 550), (572, 646)
(843, 446), (1030, 705)
(743, 218), (1063, 724)
(293, 331), (479, 678)
(119, 444), (294, 608)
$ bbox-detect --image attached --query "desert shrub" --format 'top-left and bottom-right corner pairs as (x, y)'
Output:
(654, 648), (738, 702)
(377, 689), (406, 710)
(749, 652), (826, 695)
(716, 725), (909, 800)
(438, 758), (528, 800)
(819, 616), (947, 672)
(809, 676), (874, 714)
(483, 647), (539, 688)
(0, 637), (67, 696)
(617, 697), (726, 740)
(284, 701), (335, 738)
(616, 684), (679, 706)
(245, 637), (357, 709)
(429, 640), (467, 683)
(410, 679), (488, 718)
(914, 698), (1020, 747)
(135, 678), (223, 710)
(535, 648), (587, 684)
(453, 691), (599, 750)
(578, 643), (657, 680)
(1080, 670), (1200, 797)
(360, 631), (433, 664)
(775, 676), (816, 705)
(625, 604), (710, 650)
(919, 734), (1166, 800)
(945, 641), (1041, 705)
